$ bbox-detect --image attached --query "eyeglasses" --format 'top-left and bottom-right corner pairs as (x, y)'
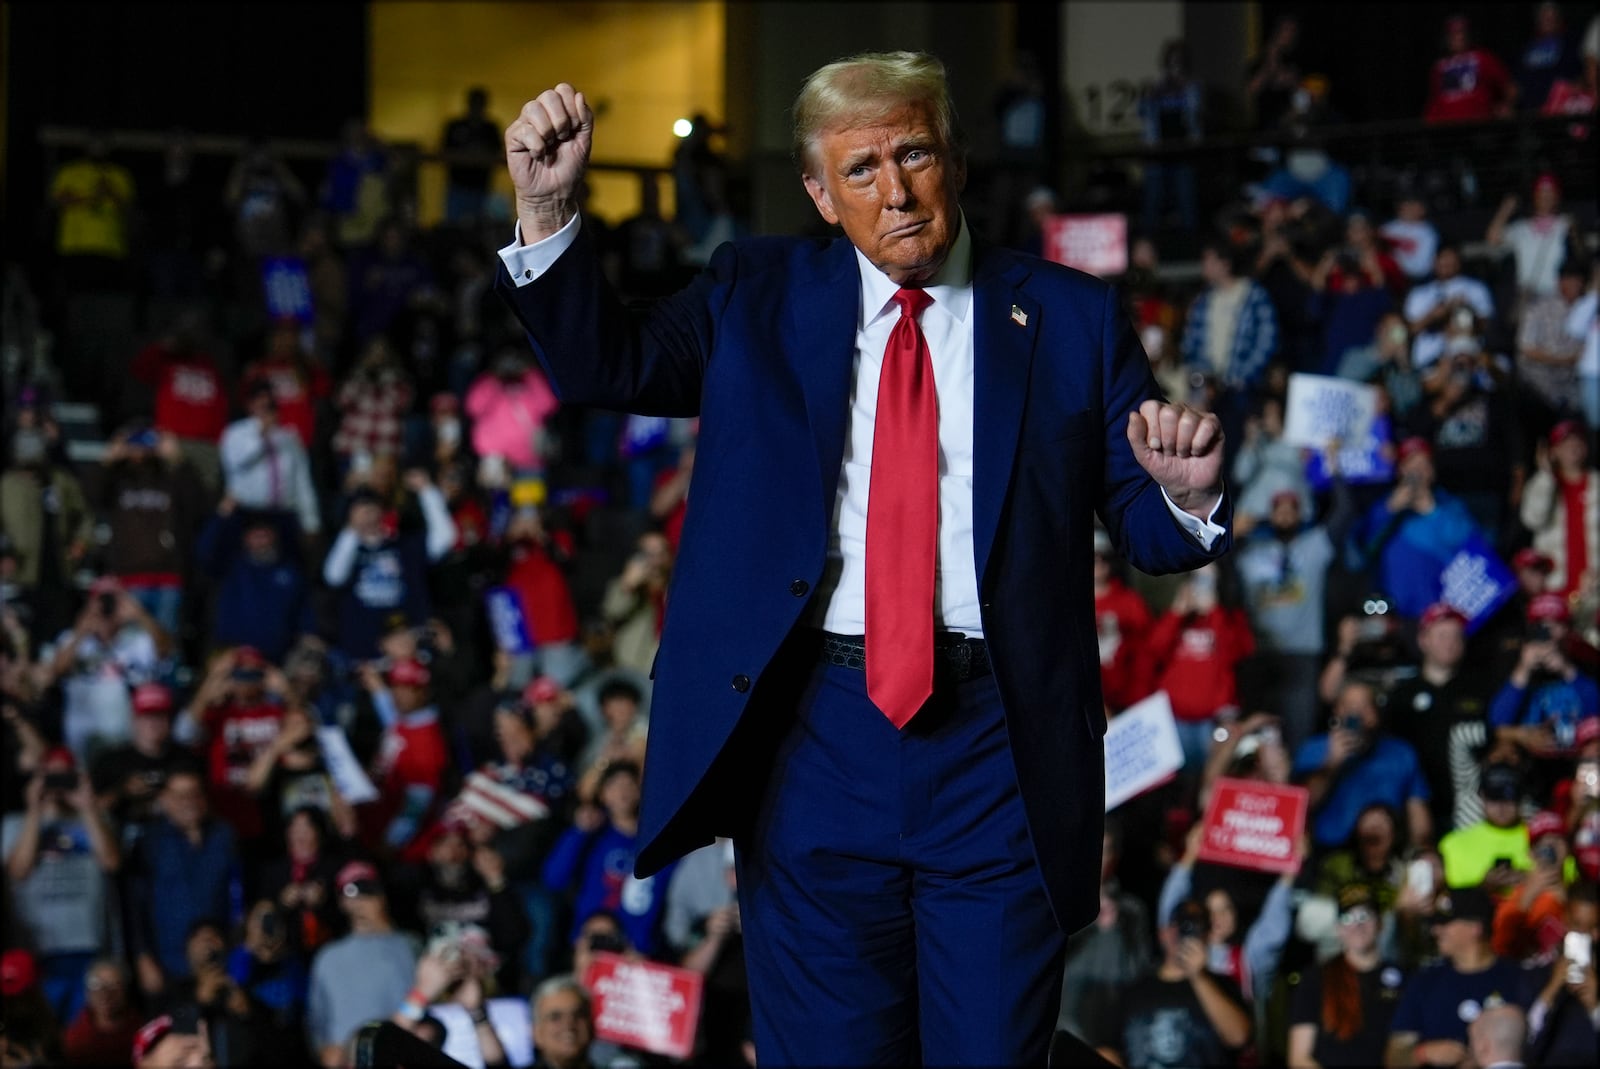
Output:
(85, 978), (122, 992)
(1338, 907), (1376, 926)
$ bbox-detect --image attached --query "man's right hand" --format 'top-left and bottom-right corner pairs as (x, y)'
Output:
(505, 83), (594, 243)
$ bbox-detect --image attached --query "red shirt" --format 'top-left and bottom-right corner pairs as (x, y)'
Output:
(1147, 606), (1257, 721)
(131, 343), (228, 442)
(62, 1009), (140, 1067)
(204, 699), (283, 841)
(505, 540), (581, 646)
(1425, 49), (1514, 123)
(242, 356), (331, 448)
(1095, 579), (1153, 712)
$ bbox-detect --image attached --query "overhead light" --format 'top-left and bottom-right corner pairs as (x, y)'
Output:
(673, 118), (693, 138)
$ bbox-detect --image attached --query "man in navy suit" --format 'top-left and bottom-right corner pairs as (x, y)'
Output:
(497, 52), (1230, 1067)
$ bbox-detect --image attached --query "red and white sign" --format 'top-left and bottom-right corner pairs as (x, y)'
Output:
(1196, 778), (1308, 874)
(582, 952), (703, 1060)
(1042, 214), (1128, 278)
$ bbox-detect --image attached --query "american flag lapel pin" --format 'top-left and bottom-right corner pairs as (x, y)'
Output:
(1011, 304), (1028, 327)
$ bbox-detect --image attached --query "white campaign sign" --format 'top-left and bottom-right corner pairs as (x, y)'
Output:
(1283, 374), (1379, 449)
(1104, 690), (1185, 811)
(316, 726), (379, 805)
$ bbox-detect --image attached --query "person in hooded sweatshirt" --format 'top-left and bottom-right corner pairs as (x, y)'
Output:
(196, 503), (314, 664)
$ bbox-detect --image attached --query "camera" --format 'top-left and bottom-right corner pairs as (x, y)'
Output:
(43, 770), (78, 792)
(1176, 912), (1208, 942)
(1533, 842), (1560, 867)
(97, 591), (119, 618)
(587, 931), (627, 955)
(259, 907), (283, 941)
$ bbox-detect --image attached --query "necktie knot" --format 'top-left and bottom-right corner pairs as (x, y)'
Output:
(892, 287), (933, 319)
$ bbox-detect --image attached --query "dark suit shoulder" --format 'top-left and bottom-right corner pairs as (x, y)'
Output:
(974, 241), (1116, 307)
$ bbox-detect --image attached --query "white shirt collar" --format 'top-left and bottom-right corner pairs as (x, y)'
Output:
(854, 211), (973, 331)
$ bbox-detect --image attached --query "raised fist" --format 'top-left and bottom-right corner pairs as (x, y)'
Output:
(505, 83), (594, 242)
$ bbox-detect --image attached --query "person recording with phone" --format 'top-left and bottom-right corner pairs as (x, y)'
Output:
(1524, 881), (1599, 1065)
(1439, 762), (1536, 892)
(1489, 594), (1599, 762)
(1492, 810), (1579, 963)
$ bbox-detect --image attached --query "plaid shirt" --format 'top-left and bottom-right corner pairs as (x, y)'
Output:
(332, 371), (413, 458)
(1180, 279), (1279, 389)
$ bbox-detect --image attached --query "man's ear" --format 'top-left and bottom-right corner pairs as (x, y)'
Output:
(802, 174), (840, 226)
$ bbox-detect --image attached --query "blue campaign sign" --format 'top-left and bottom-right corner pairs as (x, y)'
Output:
(262, 257), (315, 323)
(1437, 533), (1517, 634)
(485, 586), (534, 654)
(1305, 413), (1395, 490)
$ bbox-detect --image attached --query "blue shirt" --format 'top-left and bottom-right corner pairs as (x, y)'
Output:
(133, 818), (242, 978)
(1293, 733), (1431, 847)
(542, 823), (676, 956)
(1389, 957), (1528, 1044)
(1487, 673), (1600, 749)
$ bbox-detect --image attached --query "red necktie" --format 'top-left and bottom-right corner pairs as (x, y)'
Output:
(866, 287), (937, 728)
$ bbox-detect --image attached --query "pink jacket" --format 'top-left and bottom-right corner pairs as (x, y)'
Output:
(465, 371), (559, 471)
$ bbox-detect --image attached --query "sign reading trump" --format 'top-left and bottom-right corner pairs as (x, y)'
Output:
(1196, 779), (1308, 874)
(583, 953), (703, 1060)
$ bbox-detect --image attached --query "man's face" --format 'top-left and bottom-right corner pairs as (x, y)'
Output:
(600, 771), (641, 820)
(1335, 684), (1379, 732)
(1418, 618), (1465, 670)
(532, 988), (593, 1064)
(802, 100), (966, 287)
(1552, 435), (1588, 471)
(1435, 248), (1461, 280)
(186, 925), (226, 973)
(1399, 450), (1435, 486)
(85, 964), (127, 1015)
(1433, 916), (1480, 958)
(133, 711), (172, 752)
(162, 774), (207, 829)
(1200, 248), (1228, 287)
(243, 525), (278, 563)
(601, 696), (638, 731)
(1483, 797), (1520, 828)
(1269, 495), (1301, 532)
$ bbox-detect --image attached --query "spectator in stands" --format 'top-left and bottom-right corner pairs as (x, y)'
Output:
(1092, 527), (1153, 714)
(2, 746), (121, 1022)
(1295, 678), (1433, 851)
(414, 817), (529, 992)
(128, 768), (242, 1000)
(1139, 40), (1202, 239)
(1311, 803), (1408, 920)
(1493, 809), (1576, 962)
(543, 761), (675, 958)
(298, 217), (349, 367)
(129, 308), (229, 490)
(1347, 436), (1488, 620)
(1518, 264), (1591, 442)
(2, 410), (93, 643)
(1385, 604), (1489, 836)
(574, 679), (649, 802)
(259, 806), (347, 958)
(220, 380), (322, 539)
(196, 502), (314, 664)
(1287, 883), (1406, 1069)
(1416, 331), (1523, 539)
(466, 349), (560, 479)
(1438, 761), (1534, 891)
(357, 656), (451, 852)
(181, 646), (288, 849)
(528, 975), (599, 1069)
(1057, 815), (1152, 1048)
(440, 88), (502, 229)
(1424, 14), (1517, 123)
(60, 957), (140, 1067)
(240, 319), (332, 452)
(1386, 886), (1527, 1067)
(1146, 564), (1255, 776)
(1101, 897), (1252, 1068)
(600, 531), (672, 680)
(1487, 173), (1573, 306)
(1236, 488), (1344, 750)
(1231, 395), (1313, 531)
(1518, 2), (1583, 115)
(322, 475), (455, 661)
(89, 682), (195, 835)
(320, 119), (389, 249)
(1308, 217), (1399, 377)
(662, 838), (738, 963)
(1525, 880), (1599, 1064)
(1181, 237), (1279, 451)
(1381, 192), (1442, 285)
(1489, 593), (1599, 755)
(1467, 1000), (1528, 1069)
(1246, 15), (1302, 131)
(1403, 243), (1496, 372)
(306, 861), (419, 1066)
(39, 578), (166, 762)
(1520, 419), (1597, 605)
(333, 334), (415, 467)
(348, 218), (440, 349)
(224, 137), (306, 261)
(95, 426), (206, 635)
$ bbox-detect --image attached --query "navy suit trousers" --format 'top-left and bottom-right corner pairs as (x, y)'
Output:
(734, 636), (1068, 1067)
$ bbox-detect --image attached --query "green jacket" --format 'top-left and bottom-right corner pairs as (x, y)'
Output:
(1, 466), (92, 587)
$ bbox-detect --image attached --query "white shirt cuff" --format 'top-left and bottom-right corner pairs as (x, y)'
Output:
(1161, 486), (1227, 551)
(497, 214), (583, 286)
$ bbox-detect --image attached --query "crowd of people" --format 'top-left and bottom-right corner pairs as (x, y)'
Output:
(2, 12), (1599, 1069)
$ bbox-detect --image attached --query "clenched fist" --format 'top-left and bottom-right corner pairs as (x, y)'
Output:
(505, 83), (594, 243)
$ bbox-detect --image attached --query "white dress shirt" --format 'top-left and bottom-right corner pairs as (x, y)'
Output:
(501, 216), (1224, 639)
(219, 415), (321, 534)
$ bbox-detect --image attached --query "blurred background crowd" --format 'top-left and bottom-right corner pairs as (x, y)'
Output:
(2, 3), (1599, 1068)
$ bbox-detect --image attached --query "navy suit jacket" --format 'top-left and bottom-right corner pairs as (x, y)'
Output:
(496, 224), (1229, 932)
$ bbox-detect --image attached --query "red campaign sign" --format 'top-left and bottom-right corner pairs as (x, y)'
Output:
(1196, 778), (1308, 874)
(1042, 214), (1129, 278)
(582, 952), (703, 1060)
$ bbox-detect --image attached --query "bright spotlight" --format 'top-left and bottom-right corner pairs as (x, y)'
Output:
(673, 118), (693, 138)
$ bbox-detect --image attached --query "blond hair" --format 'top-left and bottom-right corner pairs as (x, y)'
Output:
(791, 51), (965, 175)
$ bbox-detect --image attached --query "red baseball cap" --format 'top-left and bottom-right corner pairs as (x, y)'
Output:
(1549, 419), (1584, 446)
(0, 948), (37, 997)
(387, 658), (431, 688)
(1533, 173), (1562, 199)
(232, 646), (267, 671)
(132, 1015), (174, 1066)
(1419, 603), (1467, 631)
(1576, 716), (1600, 749)
(1512, 548), (1555, 574)
(1527, 810), (1566, 842)
(132, 683), (175, 716)
(42, 745), (76, 770)
(1527, 593), (1572, 623)
(524, 675), (562, 705)
(89, 575), (121, 596)
(335, 860), (382, 896)
(1396, 436), (1433, 464)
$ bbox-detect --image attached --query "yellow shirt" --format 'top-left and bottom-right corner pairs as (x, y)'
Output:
(1438, 820), (1530, 889)
(50, 159), (135, 258)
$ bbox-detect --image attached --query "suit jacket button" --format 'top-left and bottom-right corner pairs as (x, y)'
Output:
(732, 674), (751, 693)
(790, 579), (809, 597)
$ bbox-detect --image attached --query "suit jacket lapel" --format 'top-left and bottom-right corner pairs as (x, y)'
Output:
(786, 238), (861, 527)
(971, 245), (1038, 592)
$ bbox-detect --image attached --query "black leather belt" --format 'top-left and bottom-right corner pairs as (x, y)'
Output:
(817, 631), (992, 682)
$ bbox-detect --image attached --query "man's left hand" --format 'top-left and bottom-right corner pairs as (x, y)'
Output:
(1126, 400), (1224, 517)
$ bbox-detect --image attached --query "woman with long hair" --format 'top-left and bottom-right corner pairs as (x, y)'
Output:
(1287, 884), (1407, 1067)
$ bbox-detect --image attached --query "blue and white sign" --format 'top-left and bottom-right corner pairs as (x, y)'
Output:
(1438, 533), (1516, 634)
(1104, 691), (1185, 811)
(1284, 374), (1379, 449)
(486, 585), (534, 654)
(262, 257), (314, 324)
(1305, 413), (1395, 489)
(619, 414), (670, 458)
